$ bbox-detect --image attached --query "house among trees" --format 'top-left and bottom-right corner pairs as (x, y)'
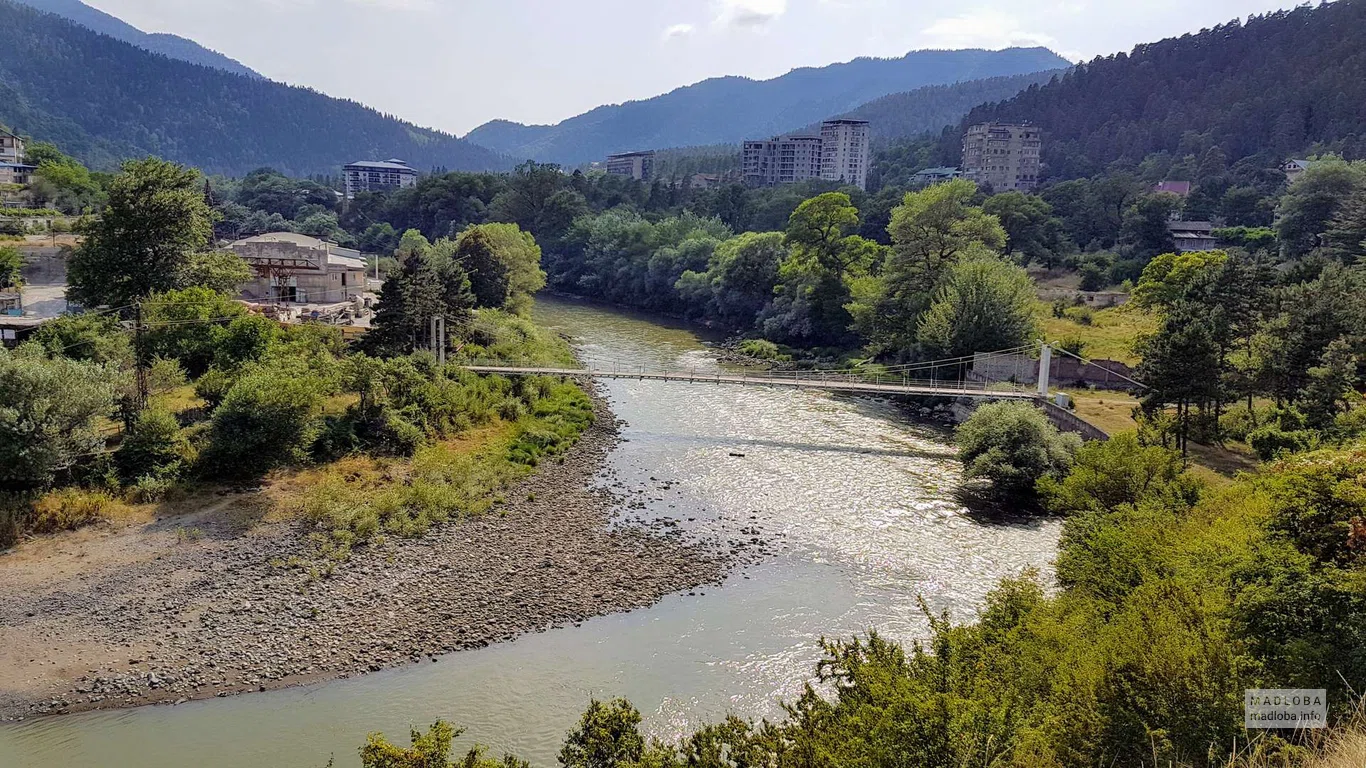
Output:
(1167, 220), (1219, 252)
(0, 129), (24, 165)
(1281, 159), (1315, 184)
(343, 159), (418, 200)
(1152, 181), (1192, 197)
(230, 232), (368, 304)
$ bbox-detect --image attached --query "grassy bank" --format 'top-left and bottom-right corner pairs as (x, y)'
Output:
(1, 306), (596, 554)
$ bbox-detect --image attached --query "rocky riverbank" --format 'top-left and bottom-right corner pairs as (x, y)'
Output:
(0, 387), (727, 721)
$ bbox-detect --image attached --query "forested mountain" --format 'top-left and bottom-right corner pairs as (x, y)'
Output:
(13, 0), (261, 78)
(465, 47), (1072, 166)
(793, 69), (1068, 141)
(956, 0), (1366, 180)
(0, 0), (507, 176)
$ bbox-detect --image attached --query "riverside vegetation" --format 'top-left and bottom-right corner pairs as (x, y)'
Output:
(353, 434), (1366, 768)
(1, 156), (592, 560)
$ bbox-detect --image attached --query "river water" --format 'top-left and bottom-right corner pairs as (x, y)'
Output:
(1, 297), (1061, 768)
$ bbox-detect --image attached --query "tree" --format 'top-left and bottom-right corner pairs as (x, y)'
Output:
(452, 223), (545, 312)
(1137, 301), (1224, 454)
(917, 255), (1039, 359)
(982, 192), (1069, 267)
(1323, 184), (1366, 263)
(955, 401), (1080, 497)
(178, 251), (253, 296)
(1131, 251), (1228, 310)
(1119, 193), (1181, 261)
(359, 721), (527, 768)
(675, 231), (785, 332)
(0, 345), (124, 492)
(558, 698), (646, 768)
(0, 244), (21, 288)
(67, 158), (213, 310)
(357, 233), (448, 355)
(1301, 339), (1359, 429)
(29, 314), (132, 366)
(1277, 158), (1366, 259)
(853, 180), (1007, 356)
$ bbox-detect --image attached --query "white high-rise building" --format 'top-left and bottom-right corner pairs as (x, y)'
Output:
(819, 119), (870, 191)
(743, 119), (872, 191)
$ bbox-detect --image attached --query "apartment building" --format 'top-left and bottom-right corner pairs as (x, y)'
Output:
(744, 120), (872, 191)
(0, 130), (24, 165)
(605, 150), (656, 182)
(743, 135), (823, 187)
(343, 159), (418, 199)
(961, 123), (1042, 192)
(819, 119), (870, 190)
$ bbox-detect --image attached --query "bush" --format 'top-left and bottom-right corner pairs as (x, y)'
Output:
(1248, 426), (1321, 461)
(1078, 262), (1107, 291)
(737, 338), (792, 363)
(128, 475), (176, 503)
(1063, 305), (1095, 326)
(29, 489), (127, 534)
(0, 345), (125, 493)
(955, 401), (1082, 497)
(115, 408), (192, 483)
(200, 368), (327, 480)
(194, 367), (235, 409)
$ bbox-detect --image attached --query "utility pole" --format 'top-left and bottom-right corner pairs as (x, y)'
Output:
(1037, 342), (1053, 398)
(133, 301), (149, 414)
(430, 315), (446, 365)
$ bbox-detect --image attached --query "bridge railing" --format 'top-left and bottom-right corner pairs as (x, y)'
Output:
(460, 359), (1031, 394)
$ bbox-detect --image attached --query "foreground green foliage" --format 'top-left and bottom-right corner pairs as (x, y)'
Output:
(956, 401), (1080, 497)
(364, 438), (1366, 768)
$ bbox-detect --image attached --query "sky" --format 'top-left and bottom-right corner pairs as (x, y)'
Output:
(85, 0), (1304, 136)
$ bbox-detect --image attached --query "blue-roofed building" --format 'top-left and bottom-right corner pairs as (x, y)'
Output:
(0, 162), (38, 186)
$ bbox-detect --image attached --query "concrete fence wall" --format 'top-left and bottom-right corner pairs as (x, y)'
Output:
(973, 352), (1139, 392)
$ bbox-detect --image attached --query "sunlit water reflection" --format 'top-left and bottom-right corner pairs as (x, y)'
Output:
(1, 297), (1060, 767)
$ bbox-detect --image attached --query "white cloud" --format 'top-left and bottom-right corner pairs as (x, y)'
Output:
(714, 0), (787, 29)
(921, 8), (1059, 52)
(662, 22), (695, 41)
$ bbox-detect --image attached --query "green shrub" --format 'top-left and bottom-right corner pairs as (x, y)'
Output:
(201, 368), (327, 480)
(129, 474), (176, 503)
(737, 338), (792, 363)
(1063, 305), (1095, 326)
(193, 367), (235, 409)
(1078, 262), (1107, 291)
(1248, 426), (1321, 461)
(115, 408), (191, 483)
(955, 401), (1082, 497)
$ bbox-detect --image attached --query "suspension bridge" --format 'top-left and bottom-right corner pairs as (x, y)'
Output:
(459, 343), (1146, 441)
(462, 344), (1082, 401)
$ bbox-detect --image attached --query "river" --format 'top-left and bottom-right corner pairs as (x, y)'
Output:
(1, 296), (1061, 767)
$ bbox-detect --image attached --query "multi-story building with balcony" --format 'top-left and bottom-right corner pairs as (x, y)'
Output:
(819, 119), (870, 190)
(0, 130), (24, 165)
(743, 135), (824, 188)
(605, 150), (656, 182)
(343, 159), (418, 199)
(961, 123), (1042, 192)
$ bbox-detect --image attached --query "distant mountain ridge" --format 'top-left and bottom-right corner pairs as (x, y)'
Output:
(955, 0), (1366, 180)
(791, 69), (1070, 141)
(466, 47), (1072, 166)
(0, 0), (507, 176)
(12, 0), (261, 78)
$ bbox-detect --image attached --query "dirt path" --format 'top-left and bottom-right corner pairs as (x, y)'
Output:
(0, 392), (727, 721)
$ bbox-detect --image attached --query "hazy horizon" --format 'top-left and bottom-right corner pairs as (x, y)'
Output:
(81, 0), (1305, 136)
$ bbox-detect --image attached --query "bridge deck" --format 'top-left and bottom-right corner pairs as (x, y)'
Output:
(462, 366), (1036, 400)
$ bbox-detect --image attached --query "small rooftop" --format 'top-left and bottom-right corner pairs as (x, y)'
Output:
(345, 160), (416, 172)
(232, 232), (330, 249)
